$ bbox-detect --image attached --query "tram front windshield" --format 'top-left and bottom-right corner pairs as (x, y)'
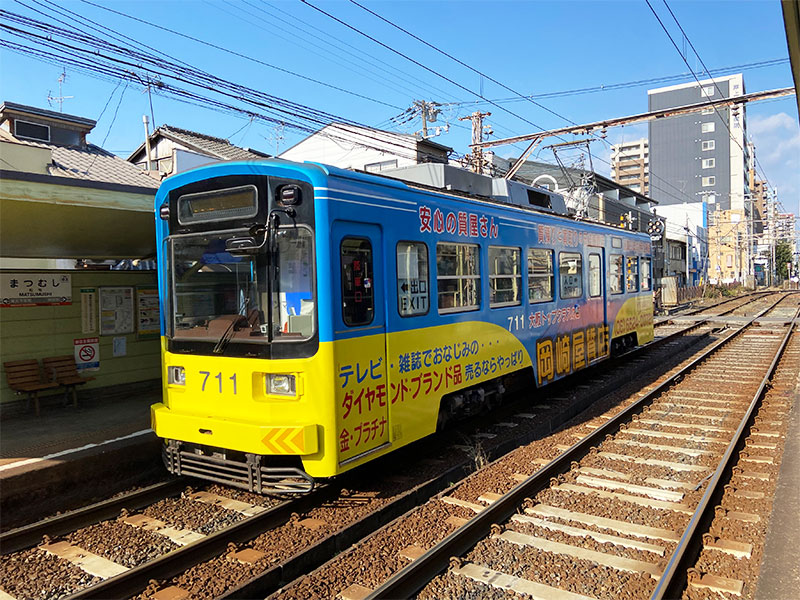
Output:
(168, 227), (315, 345)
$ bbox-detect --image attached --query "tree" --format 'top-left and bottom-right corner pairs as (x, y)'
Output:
(775, 240), (793, 280)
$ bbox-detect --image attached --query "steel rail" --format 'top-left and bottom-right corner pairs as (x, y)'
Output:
(654, 290), (765, 323)
(651, 307), (799, 599)
(0, 479), (185, 555)
(63, 485), (333, 600)
(367, 295), (791, 599)
(650, 291), (783, 347)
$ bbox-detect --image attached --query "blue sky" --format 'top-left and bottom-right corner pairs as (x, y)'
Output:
(1, 0), (797, 216)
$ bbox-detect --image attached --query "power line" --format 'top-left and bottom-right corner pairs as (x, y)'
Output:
(440, 58), (789, 107)
(346, 0), (577, 128)
(0, 11), (438, 162)
(75, 0), (403, 111)
(298, 0), (550, 134)
(645, 0), (769, 193)
(658, 0), (775, 191)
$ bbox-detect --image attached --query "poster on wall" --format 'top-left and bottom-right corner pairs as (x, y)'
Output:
(136, 287), (160, 339)
(81, 288), (97, 333)
(99, 286), (135, 335)
(1, 273), (71, 307)
(74, 337), (100, 372)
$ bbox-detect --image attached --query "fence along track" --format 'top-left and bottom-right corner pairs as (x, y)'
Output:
(368, 296), (798, 599)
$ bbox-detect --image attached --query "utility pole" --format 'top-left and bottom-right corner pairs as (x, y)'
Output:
(459, 111), (492, 174)
(410, 100), (442, 139)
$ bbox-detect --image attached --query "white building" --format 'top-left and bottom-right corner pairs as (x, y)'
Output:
(279, 123), (451, 171)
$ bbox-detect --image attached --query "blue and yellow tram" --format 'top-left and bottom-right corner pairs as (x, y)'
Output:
(151, 159), (654, 492)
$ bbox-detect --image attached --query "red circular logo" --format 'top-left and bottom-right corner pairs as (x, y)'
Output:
(78, 345), (95, 362)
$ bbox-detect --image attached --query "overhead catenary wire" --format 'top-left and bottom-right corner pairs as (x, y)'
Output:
(334, 0), (719, 211)
(645, 0), (774, 192)
(657, 0), (776, 191)
(1, 7), (439, 162)
(0, 33), (425, 165)
(236, 0), (463, 104)
(74, 0), (403, 111)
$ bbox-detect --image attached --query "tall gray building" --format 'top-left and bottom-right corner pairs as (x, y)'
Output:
(648, 74), (749, 213)
(648, 74), (750, 283)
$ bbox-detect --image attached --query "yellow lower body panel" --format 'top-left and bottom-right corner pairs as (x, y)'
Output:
(151, 403), (318, 456)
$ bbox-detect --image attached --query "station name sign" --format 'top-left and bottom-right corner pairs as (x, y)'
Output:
(1, 273), (72, 307)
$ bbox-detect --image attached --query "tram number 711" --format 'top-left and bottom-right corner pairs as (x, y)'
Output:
(507, 314), (527, 332)
(200, 371), (237, 394)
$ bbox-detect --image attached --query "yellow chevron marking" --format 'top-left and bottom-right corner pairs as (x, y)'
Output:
(261, 426), (314, 455)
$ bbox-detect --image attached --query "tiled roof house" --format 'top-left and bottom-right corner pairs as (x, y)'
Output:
(127, 125), (270, 178)
(0, 101), (159, 259)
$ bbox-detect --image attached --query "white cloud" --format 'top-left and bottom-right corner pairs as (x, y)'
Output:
(748, 112), (800, 211)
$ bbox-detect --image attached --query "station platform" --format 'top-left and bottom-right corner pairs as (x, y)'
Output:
(0, 388), (163, 527)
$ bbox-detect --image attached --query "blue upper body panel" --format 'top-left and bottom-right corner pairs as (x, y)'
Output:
(154, 159), (652, 347)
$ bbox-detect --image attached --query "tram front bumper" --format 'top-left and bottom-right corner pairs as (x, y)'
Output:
(150, 403), (319, 456)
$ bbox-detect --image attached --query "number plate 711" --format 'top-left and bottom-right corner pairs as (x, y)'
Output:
(199, 371), (237, 394)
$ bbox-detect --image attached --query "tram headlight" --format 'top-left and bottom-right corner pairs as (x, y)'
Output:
(168, 366), (186, 386)
(267, 374), (296, 396)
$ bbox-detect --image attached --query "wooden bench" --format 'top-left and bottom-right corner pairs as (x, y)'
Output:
(3, 359), (59, 416)
(43, 355), (95, 408)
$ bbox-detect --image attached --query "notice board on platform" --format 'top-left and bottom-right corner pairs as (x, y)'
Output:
(99, 286), (135, 335)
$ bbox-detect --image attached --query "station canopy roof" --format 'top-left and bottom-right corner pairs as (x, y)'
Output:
(0, 102), (160, 260)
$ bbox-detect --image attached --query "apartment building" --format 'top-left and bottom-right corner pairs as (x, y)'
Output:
(648, 74), (750, 283)
(610, 138), (649, 195)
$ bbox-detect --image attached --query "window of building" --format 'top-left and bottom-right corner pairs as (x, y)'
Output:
(701, 107), (715, 115)
(559, 252), (583, 299)
(528, 248), (554, 303)
(609, 254), (624, 294)
(626, 257), (639, 292)
(489, 246), (521, 307)
(364, 159), (398, 173)
(14, 120), (50, 142)
(701, 85), (715, 97)
(702, 140), (715, 151)
(702, 176), (716, 187)
(670, 245), (685, 260)
(396, 241), (429, 317)
(341, 238), (374, 326)
(701, 122), (715, 133)
(437, 242), (480, 313)
(640, 258), (651, 291)
(703, 193), (716, 204)
(588, 253), (602, 297)
(702, 158), (715, 169)
(726, 254), (733, 268)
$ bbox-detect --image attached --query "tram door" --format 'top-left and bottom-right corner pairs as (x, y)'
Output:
(333, 222), (390, 462)
(587, 246), (607, 363)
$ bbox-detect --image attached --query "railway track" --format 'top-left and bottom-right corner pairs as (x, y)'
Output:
(360, 294), (799, 599)
(1, 293), (794, 600)
(652, 290), (774, 341)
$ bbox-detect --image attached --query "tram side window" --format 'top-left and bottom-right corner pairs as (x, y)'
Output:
(341, 238), (374, 326)
(397, 241), (429, 316)
(437, 242), (480, 313)
(489, 246), (522, 307)
(640, 257), (652, 291)
(609, 254), (624, 294)
(528, 248), (554, 303)
(559, 252), (583, 299)
(588, 253), (602, 297)
(626, 256), (639, 292)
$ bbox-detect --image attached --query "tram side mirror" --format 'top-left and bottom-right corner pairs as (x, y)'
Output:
(277, 184), (301, 206)
(225, 236), (261, 255)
